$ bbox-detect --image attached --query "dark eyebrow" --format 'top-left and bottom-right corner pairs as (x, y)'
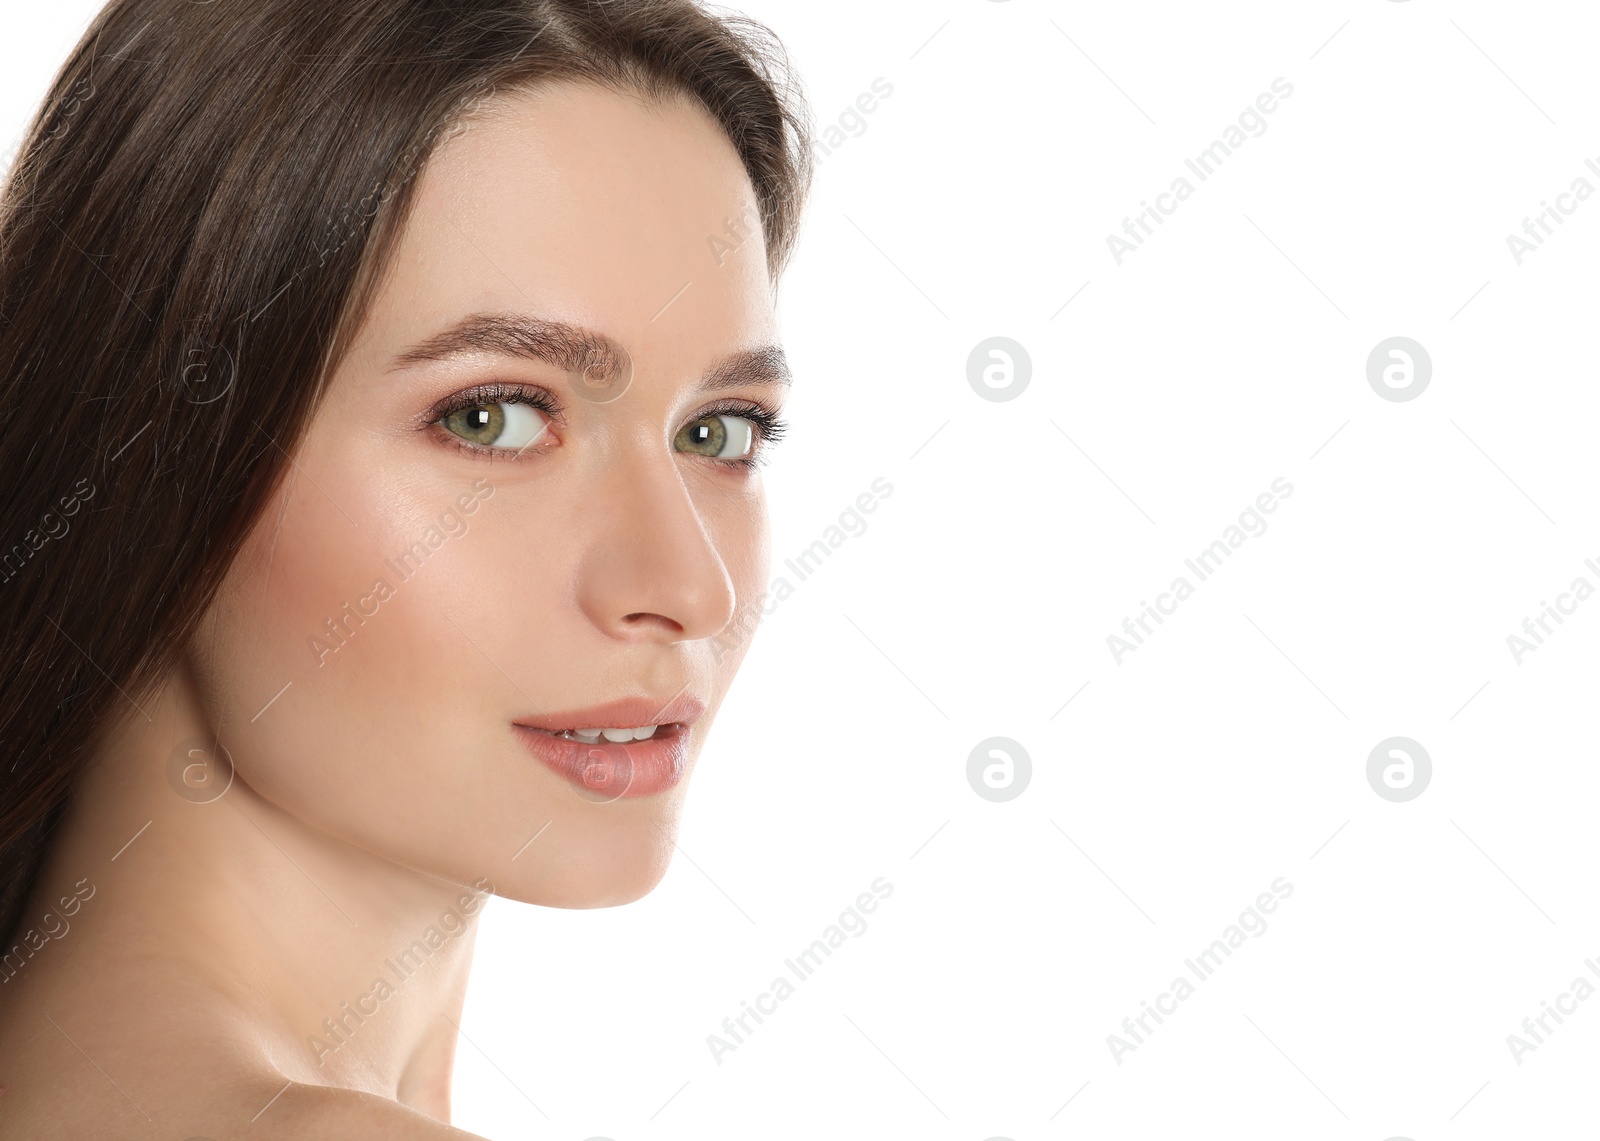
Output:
(387, 312), (790, 392)
(702, 345), (792, 392)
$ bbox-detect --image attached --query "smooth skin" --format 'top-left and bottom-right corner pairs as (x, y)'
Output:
(0, 80), (785, 1139)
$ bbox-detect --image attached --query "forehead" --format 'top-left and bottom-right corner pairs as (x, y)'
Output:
(370, 80), (776, 367)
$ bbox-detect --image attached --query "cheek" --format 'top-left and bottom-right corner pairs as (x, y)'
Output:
(196, 458), (523, 851)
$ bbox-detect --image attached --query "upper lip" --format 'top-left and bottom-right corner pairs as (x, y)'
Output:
(513, 693), (707, 731)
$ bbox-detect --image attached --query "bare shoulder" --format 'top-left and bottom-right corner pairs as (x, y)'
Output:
(0, 1074), (492, 1141)
(241, 1081), (493, 1141)
(0, 984), (491, 1140)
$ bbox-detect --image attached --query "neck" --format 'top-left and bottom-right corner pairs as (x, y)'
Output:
(9, 665), (485, 1122)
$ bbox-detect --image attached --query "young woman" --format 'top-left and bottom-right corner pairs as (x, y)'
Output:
(0, 0), (812, 1135)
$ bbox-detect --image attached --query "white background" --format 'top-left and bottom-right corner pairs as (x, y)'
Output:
(7, 2), (1600, 1138)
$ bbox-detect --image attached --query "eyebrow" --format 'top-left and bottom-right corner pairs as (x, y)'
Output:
(387, 312), (791, 392)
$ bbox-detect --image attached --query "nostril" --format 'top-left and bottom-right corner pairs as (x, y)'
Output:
(622, 612), (684, 634)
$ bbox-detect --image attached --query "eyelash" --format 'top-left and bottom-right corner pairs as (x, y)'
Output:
(425, 383), (562, 464)
(424, 383), (789, 470)
(697, 398), (789, 470)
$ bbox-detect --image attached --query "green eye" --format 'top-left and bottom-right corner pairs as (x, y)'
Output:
(441, 401), (549, 450)
(675, 414), (754, 460)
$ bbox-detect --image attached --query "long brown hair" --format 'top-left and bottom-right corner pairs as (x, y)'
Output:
(0, 0), (813, 949)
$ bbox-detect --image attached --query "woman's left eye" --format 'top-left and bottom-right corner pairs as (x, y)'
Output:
(674, 414), (755, 461)
(439, 401), (550, 451)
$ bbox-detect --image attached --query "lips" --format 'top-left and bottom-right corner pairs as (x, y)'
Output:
(512, 694), (705, 800)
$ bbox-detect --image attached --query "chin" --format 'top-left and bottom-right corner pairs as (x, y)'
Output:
(500, 803), (683, 910)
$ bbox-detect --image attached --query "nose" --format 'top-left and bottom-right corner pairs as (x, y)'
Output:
(573, 451), (739, 644)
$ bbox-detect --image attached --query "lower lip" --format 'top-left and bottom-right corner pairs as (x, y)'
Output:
(511, 723), (691, 800)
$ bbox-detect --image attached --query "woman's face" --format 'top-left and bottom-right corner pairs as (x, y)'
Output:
(188, 81), (784, 906)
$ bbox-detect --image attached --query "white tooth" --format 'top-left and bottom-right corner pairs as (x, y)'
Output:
(632, 724), (658, 740)
(572, 728), (603, 742)
(600, 727), (635, 743)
